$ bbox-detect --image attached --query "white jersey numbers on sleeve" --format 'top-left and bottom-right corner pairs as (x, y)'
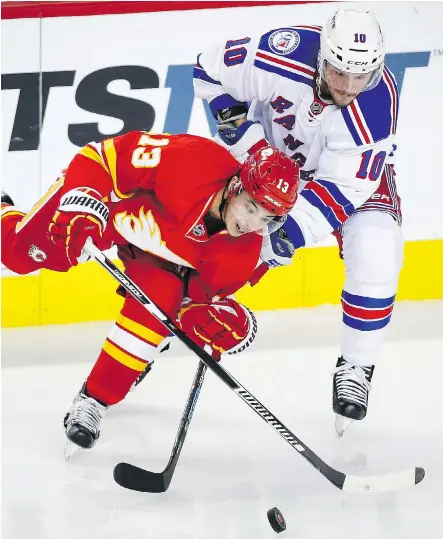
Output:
(131, 135), (170, 169)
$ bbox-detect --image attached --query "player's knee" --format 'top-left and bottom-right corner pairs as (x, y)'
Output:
(343, 212), (404, 289)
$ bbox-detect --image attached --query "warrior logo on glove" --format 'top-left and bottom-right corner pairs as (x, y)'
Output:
(48, 187), (110, 265)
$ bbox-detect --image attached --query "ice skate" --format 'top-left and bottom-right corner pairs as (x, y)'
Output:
(1, 191), (15, 207)
(332, 357), (374, 437)
(63, 383), (108, 460)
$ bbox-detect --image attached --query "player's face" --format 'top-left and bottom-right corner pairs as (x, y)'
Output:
(324, 62), (372, 107)
(225, 189), (276, 237)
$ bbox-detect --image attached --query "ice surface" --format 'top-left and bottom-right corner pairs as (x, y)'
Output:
(2, 301), (442, 539)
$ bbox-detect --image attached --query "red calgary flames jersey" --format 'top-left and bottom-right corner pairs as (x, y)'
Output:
(61, 131), (263, 300)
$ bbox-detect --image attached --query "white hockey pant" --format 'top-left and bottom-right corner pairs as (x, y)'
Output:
(341, 211), (404, 367)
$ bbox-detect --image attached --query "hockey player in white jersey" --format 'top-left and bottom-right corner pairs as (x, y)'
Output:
(193, 9), (403, 434)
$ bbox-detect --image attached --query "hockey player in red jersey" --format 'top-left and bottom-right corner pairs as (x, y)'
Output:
(1, 131), (299, 452)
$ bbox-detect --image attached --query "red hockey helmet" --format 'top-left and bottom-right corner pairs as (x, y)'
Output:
(240, 147), (300, 216)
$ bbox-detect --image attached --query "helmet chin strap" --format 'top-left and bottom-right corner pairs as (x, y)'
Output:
(316, 68), (334, 105)
(218, 184), (230, 222)
(219, 176), (244, 222)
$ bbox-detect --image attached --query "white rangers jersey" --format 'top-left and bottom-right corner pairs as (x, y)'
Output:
(193, 26), (399, 248)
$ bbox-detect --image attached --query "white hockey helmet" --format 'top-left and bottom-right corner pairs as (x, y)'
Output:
(319, 9), (385, 92)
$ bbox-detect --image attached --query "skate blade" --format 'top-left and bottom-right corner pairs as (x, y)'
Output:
(64, 440), (82, 461)
(335, 414), (354, 437)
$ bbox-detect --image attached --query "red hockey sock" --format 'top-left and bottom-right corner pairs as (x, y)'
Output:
(86, 339), (153, 405)
(86, 252), (185, 405)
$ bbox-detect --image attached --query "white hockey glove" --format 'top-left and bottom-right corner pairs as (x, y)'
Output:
(216, 120), (269, 164)
(260, 220), (297, 268)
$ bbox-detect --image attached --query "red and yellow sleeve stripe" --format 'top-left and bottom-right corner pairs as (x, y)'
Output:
(101, 138), (134, 200)
(78, 144), (109, 174)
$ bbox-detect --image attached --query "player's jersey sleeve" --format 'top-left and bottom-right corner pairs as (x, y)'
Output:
(60, 131), (159, 200)
(286, 68), (399, 248)
(193, 26), (321, 118)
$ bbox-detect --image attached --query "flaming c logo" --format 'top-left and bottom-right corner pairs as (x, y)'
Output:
(114, 207), (194, 268)
(28, 244), (47, 263)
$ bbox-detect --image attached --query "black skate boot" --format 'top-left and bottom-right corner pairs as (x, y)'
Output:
(332, 356), (374, 436)
(63, 383), (108, 459)
(1, 191), (15, 206)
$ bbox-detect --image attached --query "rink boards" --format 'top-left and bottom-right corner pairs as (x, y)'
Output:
(1, 0), (442, 327)
(2, 239), (442, 327)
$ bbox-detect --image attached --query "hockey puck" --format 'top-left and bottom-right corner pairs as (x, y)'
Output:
(267, 507), (286, 533)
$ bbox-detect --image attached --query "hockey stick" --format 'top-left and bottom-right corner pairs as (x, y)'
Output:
(84, 241), (425, 494)
(115, 360), (207, 492)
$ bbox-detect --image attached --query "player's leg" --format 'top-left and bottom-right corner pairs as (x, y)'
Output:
(64, 249), (188, 450)
(334, 206), (403, 428)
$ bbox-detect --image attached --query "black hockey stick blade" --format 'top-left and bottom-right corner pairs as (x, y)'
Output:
(114, 462), (169, 493)
(114, 361), (207, 493)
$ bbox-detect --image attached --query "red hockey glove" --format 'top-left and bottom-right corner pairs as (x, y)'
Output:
(48, 187), (110, 265)
(178, 297), (257, 361)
